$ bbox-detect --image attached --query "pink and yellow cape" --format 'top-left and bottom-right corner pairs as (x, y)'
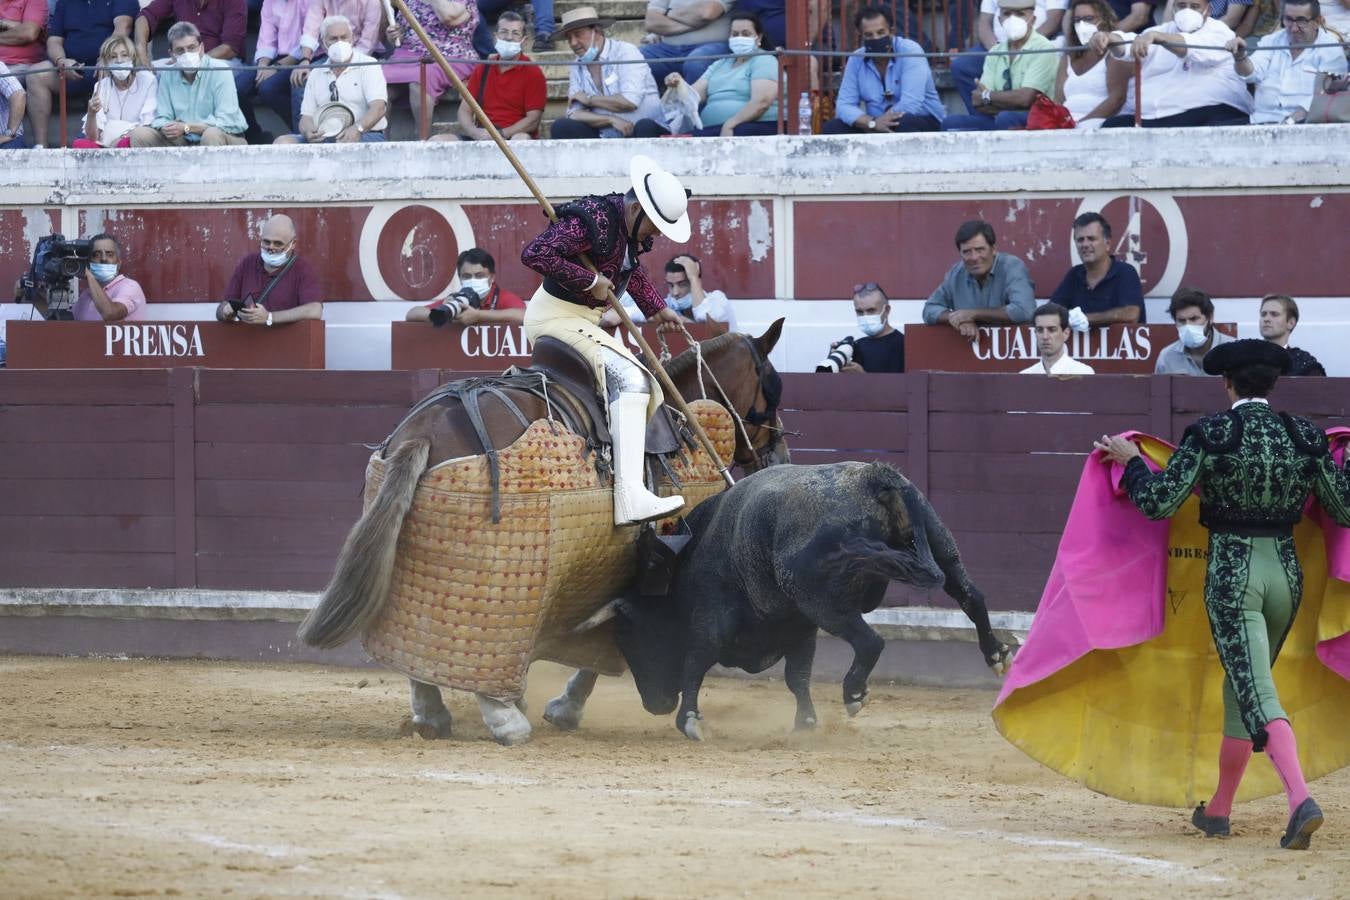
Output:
(992, 431), (1350, 808)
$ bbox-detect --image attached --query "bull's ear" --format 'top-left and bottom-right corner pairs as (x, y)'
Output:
(755, 317), (785, 355)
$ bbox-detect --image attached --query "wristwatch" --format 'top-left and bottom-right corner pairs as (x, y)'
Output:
(265, 312), (274, 327)
(867, 119), (876, 130)
(981, 88), (992, 105)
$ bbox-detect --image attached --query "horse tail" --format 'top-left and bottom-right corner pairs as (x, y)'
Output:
(298, 437), (431, 649)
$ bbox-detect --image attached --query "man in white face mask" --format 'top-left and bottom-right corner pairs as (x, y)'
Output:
(835, 282), (905, 374)
(406, 248), (526, 325)
(942, 0), (1060, 130)
(437, 11), (547, 142)
(275, 15), (387, 144)
(216, 214), (324, 326)
(129, 21), (246, 146)
(1155, 287), (1236, 374)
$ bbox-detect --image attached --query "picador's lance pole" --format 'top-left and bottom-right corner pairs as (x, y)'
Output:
(390, 0), (735, 488)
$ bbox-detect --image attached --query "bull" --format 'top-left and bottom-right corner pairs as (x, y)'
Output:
(601, 462), (1013, 740)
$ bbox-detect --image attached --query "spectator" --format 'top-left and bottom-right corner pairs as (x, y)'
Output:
(216, 214), (323, 325)
(437, 10), (545, 141)
(641, 0), (733, 85)
(943, 0), (1060, 130)
(1054, 0), (1134, 127)
(1259, 294), (1325, 376)
(292, 0), (382, 126)
(1228, 0), (1347, 124)
(134, 0), (246, 70)
(923, 220), (1037, 338)
(1049, 212), (1145, 327)
(552, 7), (667, 139)
(406, 248), (527, 324)
(1154, 286), (1234, 374)
(601, 255), (740, 331)
(130, 22), (245, 146)
(275, 14), (387, 143)
(656, 11), (778, 137)
(821, 5), (944, 134)
(730, 0), (785, 47)
(0, 59), (27, 147)
(1103, 0), (1156, 29)
(24, 0), (136, 148)
(234, 0), (307, 142)
(845, 282), (905, 373)
(0, 0), (53, 146)
(1101, 0), (1252, 127)
(382, 0), (478, 137)
(1020, 303), (1095, 374)
(472, 1), (557, 55)
(72, 34), (156, 148)
(950, 0), (1066, 116)
(70, 233), (146, 322)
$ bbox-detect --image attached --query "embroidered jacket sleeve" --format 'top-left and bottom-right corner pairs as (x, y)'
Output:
(1123, 433), (1206, 520)
(626, 263), (666, 318)
(520, 214), (601, 295)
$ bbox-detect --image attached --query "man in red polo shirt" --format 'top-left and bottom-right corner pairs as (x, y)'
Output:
(406, 247), (527, 325)
(134, 0), (246, 68)
(437, 10), (546, 141)
(216, 214), (324, 326)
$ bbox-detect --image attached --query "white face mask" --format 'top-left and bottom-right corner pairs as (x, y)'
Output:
(108, 60), (134, 81)
(175, 50), (201, 69)
(326, 40), (353, 64)
(1173, 7), (1205, 32)
(494, 38), (522, 58)
(1074, 21), (1099, 45)
(1179, 322), (1208, 348)
(1001, 14), (1030, 41)
(461, 277), (491, 299)
(857, 314), (885, 337)
(728, 36), (758, 55)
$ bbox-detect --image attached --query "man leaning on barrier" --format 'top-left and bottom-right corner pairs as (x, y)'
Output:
(406, 248), (526, 326)
(922, 219), (1036, 340)
(821, 5), (945, 134)
(1049, 212), (1145, 331)
(216, 214), (323, 326)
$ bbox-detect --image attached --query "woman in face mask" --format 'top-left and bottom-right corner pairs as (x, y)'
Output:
(655, 14), (779, 138)
(73, 36), (158, 149)
(1052, 0), (1136, 128)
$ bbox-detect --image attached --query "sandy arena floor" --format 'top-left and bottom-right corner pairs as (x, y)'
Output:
(1, 655), (1347, 899)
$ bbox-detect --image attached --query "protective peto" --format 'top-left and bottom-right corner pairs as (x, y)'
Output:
(816, 336), (855, 373)
(427, 285), (485, 327)
(15, 235), (96, 319)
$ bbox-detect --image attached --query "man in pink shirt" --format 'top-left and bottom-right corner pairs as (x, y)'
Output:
(0, 0), (55, 146)
(72, 233), (147, 322)
(236, 0), (307, 139)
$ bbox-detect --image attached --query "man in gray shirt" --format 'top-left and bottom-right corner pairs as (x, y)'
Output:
(1154, 286), (1235, 374)
(922, 220), (1037, 339)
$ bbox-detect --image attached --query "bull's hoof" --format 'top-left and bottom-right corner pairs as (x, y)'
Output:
(794, 715), (818, 732)
(988, 644), (1013, 677)
(679, 711), (705, 741)
(477, 696), (533, 746)
(844, 688), (868, 717)
(543, 696), (583, 732)
(411, 709), (453, 740)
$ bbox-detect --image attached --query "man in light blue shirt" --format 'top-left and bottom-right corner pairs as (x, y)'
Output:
(922, 219), (1037, 338)
(822, 5), (944, 134)
(129, 21), (245, 146)
(1228, 0), (1347, 124)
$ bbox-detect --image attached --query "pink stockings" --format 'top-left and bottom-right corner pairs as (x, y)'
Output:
(1208, 721), (1310, 818)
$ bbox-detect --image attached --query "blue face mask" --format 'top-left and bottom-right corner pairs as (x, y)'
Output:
(666, 292), (692, 312)
(577, 36), (599, 63)
(261, 246), (291, 268)
(90, 263), (118, 283)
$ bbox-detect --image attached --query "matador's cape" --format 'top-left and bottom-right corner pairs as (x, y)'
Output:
(992, 429), (1350, 808)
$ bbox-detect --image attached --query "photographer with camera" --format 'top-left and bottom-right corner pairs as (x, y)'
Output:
(817, 282), (905, 374)
(215, 214), (323, 326)
(16, 232), (144, 321)
(405, 248), (525, 327)
(71, 233), (146, 321)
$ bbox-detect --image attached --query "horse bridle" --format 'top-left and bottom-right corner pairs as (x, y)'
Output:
(732, 336), (786, 470)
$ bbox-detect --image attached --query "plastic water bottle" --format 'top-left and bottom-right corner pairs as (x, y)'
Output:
(797, 92), (813, 135)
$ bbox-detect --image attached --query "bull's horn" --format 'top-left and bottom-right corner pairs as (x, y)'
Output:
(572, 599), (622, 633)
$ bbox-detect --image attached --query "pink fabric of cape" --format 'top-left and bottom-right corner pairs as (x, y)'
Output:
(1312, 429), (1350, 676)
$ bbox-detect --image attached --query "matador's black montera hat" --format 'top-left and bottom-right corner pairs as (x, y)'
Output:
(1203, 338), (1292, 376)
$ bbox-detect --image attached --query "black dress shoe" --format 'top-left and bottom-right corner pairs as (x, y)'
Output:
(1191, 803), (1231, 838)
(534, 32), (554, 50)
(1280, 797), (1323, 850)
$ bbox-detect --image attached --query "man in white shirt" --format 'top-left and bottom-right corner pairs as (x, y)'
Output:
(603, 254), (740, 332)
(274, 15), (387, 143)
(550, 6), (668, 139)
(1020, 303), (1095, 375)
(1228, 0), (1348, 123)
(951, 0), (1067, 113)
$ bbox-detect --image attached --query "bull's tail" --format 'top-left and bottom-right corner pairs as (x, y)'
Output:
(297, 438), (430, 649)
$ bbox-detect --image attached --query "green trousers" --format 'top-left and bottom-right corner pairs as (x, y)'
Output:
(1204, 534), (1301, 745)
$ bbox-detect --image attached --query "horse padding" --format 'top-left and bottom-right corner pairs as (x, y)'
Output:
(361, 399), (736, 700)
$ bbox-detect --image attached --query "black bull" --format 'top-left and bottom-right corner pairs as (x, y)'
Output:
(610, 462), (1013, 740)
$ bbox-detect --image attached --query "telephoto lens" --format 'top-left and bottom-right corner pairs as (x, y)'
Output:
(815, 336), (855, 373)
(427, 287), (483, 327)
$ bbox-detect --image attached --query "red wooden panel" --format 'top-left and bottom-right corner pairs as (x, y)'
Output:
(0, 406), (173, 443)
(907, 325), (1172, 375)
(781, 409), (907, 452)
(2, 442), (174, 478)
(926, 373), (1151, 414)
(0, 515), (176, 552)
(195, 516), (353, 554)
(928, 452), (1087, 494)
(195, 442), (374, 480)
(195, 369), (426, 405)
(0, 478), (174, 516)
(778, 373), (910, 412)
(927, 490), (1075, 534)
(0, 551), (175, 588)
(0, 209), (59, 300)
(6, 321), (325, 369)
(929, 411), (1140, 453)
(194, 405), (407, 444)
(196, 552), (340, 591)
(196, 479), (365, 518)
(0, 369), (172, 404)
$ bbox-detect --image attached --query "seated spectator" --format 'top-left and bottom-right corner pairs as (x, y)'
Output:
(922, 220), (1036, 338)
(382, 0), (478, 137)
(1228, 1), (1347, 124)
(0, 60), (27, 148)
(406, 248), (526, 325)
(0, 0), (54, 146)
(602, 254), (739, 331)
(950, 0), (1066, 116)
(845, 282), (905, 373)
(1049, 212), (1145, 326)
(1021, 303), (1095, 374)
(656, 11), (778, 137)
(216, 214), (323, 325)
(552, 7), (667, 139)
(134, 0), (246, 70)
(71, 233), (146, 322)
(943, 0), (1060, 130)
(130, 22), (246, 146)
(730, 0), (785, 47)
(72, 35), (156, 148)
(275, 15), (387, 143)
(233, 0), (307, 142)
(1259, 293), (1325, 375)
(292, 0), (382, 126)
(820, 5), (944, 134)
(1054, 1), (1134, 127)
(436, 10), (545, 141)
(641, 0), (732, 85)
(1101, 0), (1252, 127)
(24, 0), (136, 148)
(472, 0), (557, 55)
(1154, 286), (1234, 374)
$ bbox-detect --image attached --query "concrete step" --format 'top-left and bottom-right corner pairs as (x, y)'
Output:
(555, 0), (650, 19)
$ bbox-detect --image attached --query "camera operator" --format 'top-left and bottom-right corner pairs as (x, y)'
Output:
(216, 214), (323, 326)
(71, 233), (146, 321)
(820, 282), (905, 374)
(405, 248), (526, 326)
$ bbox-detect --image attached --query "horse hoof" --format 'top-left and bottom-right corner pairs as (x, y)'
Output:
(543, 697), (583, 732)
(680, 712), (705, 741)
(411, 711), (453, 740)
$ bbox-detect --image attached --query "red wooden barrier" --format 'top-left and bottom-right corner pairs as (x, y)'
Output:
(5, 321), (326, 370)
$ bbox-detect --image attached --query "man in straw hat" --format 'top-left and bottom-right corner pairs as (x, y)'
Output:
(1095, 339), (1350, 850)
(520, 155), (691, 526)
(550, 5), (666, 140)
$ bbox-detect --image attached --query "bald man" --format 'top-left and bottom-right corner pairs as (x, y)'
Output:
(217, 214), (324, 325)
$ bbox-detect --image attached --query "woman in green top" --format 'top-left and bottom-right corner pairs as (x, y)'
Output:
(643, 13), (779, 137)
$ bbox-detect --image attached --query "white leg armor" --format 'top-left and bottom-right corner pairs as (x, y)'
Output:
(601, 347), (685, 526)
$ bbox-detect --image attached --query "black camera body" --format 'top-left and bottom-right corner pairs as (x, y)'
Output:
(16, 234), (97, 318)
(428, 286), (484, 327)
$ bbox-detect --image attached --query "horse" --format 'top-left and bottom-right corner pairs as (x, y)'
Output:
(299, 320), (789, 744)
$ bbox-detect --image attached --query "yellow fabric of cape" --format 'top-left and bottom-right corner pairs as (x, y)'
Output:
(993, 436), (1350, 808)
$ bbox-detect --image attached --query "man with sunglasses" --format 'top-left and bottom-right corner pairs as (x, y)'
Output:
(1227, 0), (1347, 124)
(942, 0), (1059, 130)
(842, 282), (905, 373)
(216, 214), (323, 325)
(275, 14), (386, 143)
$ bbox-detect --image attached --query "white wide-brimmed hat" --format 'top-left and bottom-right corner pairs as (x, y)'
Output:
(629, 154), (691, 243)
(314, 101), (357, 138)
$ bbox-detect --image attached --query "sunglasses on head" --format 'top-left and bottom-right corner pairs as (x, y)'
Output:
(853, 282), (882, 294)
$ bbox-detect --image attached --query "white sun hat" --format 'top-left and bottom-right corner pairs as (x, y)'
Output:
(629, 154), (691, 243)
